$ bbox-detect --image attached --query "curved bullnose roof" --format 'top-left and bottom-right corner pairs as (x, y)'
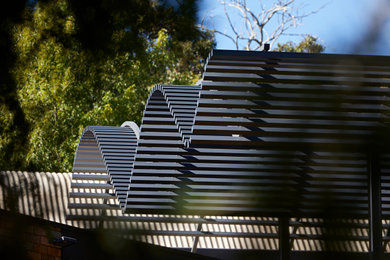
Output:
(72, 49), (390, 217)
(72, 125), (138, 208)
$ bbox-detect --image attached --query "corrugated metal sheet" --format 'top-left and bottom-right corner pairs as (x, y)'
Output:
(125, 50), (390, 218)
(72, 126), (138, 208)
(64, 50), (390, 254)
(0, 171), (71, 224)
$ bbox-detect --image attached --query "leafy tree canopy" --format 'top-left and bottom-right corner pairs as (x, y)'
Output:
(1, 0), (214, 171)
(274, 35), (325, 53)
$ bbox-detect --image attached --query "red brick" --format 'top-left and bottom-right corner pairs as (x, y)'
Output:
(34, 226), (46, 236)
(53, 244), (61, 250)
(41, 255), (51, 260)
(27, 250), (40, 260)
(48, 247), (61, 257)
(33, 243), (41, 252)
(52, 226), (61, 232)
(32, 235), (41, 244)
(40, 235), (49, 245)
(40, 245), (49, 255)
(55, 248), (61, 257)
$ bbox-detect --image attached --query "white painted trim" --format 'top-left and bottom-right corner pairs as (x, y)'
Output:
(121, 121), (140, 139)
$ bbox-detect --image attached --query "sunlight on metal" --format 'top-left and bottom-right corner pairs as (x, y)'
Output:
(3, 49), (390, 258)
(68, 50), (390, 257)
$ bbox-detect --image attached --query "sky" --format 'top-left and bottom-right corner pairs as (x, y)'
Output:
(199, 0), (390, 55)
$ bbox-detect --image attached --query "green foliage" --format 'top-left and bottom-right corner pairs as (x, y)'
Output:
(274, 35), (325, 53)
(3, 0), (214, 172)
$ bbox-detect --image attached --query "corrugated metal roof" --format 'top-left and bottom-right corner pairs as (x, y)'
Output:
(68, 50), (390, 255)
(0, 171), (71, 224)
(5, 50), (390, 255)
(0, 171), (373, 252)
(124, 50), (390, 217)
(73, 125), (138, 208)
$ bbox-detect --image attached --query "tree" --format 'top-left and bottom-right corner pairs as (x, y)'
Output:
(1, 0), (214, 172)
(274, 35), (324, 53)
(0, 0), (30, 171)
(208, 0), (324, 50)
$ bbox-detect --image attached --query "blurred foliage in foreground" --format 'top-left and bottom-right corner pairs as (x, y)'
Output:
(1, 0), (214, 172)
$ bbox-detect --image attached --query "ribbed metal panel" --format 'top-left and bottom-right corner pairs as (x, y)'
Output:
(72, 125), (138, 208)
(124, 50), (390, 218)
(67, 50), (390, 254)
(142, 84), (201, 146)
(1, 171), (375, 252)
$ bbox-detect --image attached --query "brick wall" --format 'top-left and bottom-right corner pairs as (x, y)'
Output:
(25, 226), (61, 260)
(0, 211), (62, 260)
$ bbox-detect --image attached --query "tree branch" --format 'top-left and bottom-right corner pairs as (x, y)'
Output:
(207, 0), (327, 50)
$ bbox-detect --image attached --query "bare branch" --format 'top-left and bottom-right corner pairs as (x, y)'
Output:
(207, 0), (327, 50)
(221, 0), (241, 49)
(214, 30), (238, 49)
